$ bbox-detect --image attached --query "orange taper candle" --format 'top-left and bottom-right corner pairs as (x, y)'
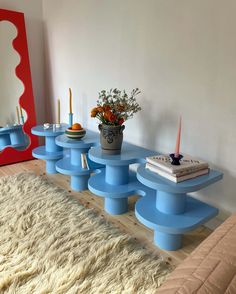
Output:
(57, 98), (61, 124)
(174, 116), (182, 158)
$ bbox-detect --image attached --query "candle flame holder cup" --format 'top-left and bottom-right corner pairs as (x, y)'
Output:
(68, 113), (73, 128)
(169, 153), (183, 165)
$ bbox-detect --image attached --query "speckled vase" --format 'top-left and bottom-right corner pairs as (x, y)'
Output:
(98, 124), (125, 155)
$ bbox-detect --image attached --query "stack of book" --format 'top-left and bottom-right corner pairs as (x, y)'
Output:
(145, 154), (209, 183)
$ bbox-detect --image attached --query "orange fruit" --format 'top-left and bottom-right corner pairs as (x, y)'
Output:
(72, 123), (82, 130)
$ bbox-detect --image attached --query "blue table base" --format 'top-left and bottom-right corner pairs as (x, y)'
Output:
(71, 174), (90, 191)
(46, 159), (59, 174)
(105, 197), (128, 215)
(135, 192), (219, 250)
(154, 231), (182, 251)
(55, 132), (104, 192)
(32, 124), (68, 174)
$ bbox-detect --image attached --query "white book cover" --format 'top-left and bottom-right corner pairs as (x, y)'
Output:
(146, 154), (208, 174)
(81, 153), (89, 169)
(145, 163), (209, 183)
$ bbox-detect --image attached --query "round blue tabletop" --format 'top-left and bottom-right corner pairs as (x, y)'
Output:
(89, 143), (157, 166)
(0, 125), (23, 133)
(55, 130), (100, 148)
(137, 164), (223, 193)
(31, 124), (68, 137)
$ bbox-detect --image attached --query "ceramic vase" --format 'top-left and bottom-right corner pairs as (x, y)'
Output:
(98, 124), (125, 155)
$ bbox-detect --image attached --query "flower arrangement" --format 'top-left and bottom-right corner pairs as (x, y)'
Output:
(90, 88), (141, 125)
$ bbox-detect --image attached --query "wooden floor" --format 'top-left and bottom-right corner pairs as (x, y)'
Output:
(0, 159), (212, 268)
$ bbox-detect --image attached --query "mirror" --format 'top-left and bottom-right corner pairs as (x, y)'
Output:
(0, 20), (29, 151)
(0, 8), (38, 165)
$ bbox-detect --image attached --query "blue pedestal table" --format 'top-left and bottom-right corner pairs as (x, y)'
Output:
(88, 143), (157, 215)
(55, 130), (103, 191)
(0, 125), (28, 150)
(135, 165), (223, 250)
(31, 124), (68, 174)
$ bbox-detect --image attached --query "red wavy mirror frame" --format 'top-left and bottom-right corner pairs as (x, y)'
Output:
(0, 8), (38, 165)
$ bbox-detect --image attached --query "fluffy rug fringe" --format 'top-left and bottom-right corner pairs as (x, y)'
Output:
(0, 173), (171, 293)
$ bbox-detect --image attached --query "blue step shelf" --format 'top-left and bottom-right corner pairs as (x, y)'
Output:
(55, 130), (103, 192)
(135, 165), (223, 251)
(88, 143), (157, 215)
(31, 124), (68, 174)
(0, 125), (28, 150)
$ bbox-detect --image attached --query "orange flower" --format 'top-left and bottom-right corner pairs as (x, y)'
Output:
(104, 111), (117, 122)
(91, 107), (98, 117)
(97, 106), (104, 113)
(109, 113), (117, 122)
(103, 111), (110, 121)
(103, 105), (111, 112)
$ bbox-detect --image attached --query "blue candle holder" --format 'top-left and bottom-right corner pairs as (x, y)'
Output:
(68, 113), (73, 127)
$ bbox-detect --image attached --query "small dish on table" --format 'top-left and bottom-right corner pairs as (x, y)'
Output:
(65, 123), (86, 140)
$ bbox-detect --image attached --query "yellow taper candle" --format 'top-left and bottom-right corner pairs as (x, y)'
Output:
(16, 106), (20, 124)
(20, 105), (23, 117)
(57, 99), (61, 124)
(69, 88), (72, 113)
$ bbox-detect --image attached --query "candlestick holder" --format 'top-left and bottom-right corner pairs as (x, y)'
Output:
(21, 115), (24, 124)
(169, 153), (183, 165)
(69, 113), (73, 127)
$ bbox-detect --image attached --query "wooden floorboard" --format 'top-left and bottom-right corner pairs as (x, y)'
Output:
(0, 159), (212, 268)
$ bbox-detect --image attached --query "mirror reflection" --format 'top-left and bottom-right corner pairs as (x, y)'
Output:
(0, 20), (29, 151)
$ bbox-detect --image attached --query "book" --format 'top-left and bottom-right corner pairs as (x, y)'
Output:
(81, 153), (89, 169)
(146, 154), (208, 175)
(146, 163), (209, 183)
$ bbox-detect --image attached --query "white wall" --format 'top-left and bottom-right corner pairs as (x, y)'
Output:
(42, 0), (236, 218)
(0, 0), (45, 124)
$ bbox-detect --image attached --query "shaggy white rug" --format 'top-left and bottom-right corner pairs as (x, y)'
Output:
(0, 173), (171, 294)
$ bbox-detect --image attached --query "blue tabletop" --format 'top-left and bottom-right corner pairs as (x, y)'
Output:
(31, 124), (68, 137)
(0, 125), (23, 133)
(89, 143), (157, 166)
(137, 164), (223, 193)
(55, 130), (100, 148)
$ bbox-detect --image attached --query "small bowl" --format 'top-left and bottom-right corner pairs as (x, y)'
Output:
(65, 127), (86, 140)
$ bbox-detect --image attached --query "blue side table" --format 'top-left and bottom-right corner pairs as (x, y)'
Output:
(55, 130), (103, 191)
(135, 165), (223, 250)
(88, 143), (157, 215)
(0, 125), (28, 150)
(31, 124), (68, 174)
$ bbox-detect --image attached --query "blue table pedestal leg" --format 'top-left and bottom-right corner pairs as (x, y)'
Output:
(154, 191), (186, 250)
(46, 160), (58, 174)
(0, 134), (11, 149)
(10, 129), (26, 145)
(104, 165), (129, 214)
(46, 136), (61, 153)
(71, 175), (90, 191)
(154, 230), (182, 251)
(45, 136), (63, 174)
(156, 191), (186, 214)
(104, 197), (128, 215)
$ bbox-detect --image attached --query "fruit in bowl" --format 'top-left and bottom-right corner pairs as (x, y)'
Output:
(65, 123), (86, 139)
(71, 123), (82, 130)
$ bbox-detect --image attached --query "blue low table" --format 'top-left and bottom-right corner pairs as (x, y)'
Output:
(0, 125), (28, 150)
(88, 143), (157, 215)
(31, 124), (68, 174)
(55, 130), (103, 191)
(135, 165), (223, 251)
